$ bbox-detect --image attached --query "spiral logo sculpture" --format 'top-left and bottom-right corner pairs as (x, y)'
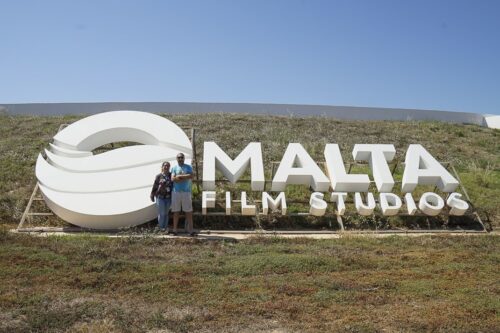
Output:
(35, 110), (193, 229)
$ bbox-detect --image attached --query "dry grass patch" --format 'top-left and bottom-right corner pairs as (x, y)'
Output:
(0, 232), (498, 332)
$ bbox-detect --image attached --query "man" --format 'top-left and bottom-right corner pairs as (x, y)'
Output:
(171, 153), (196, 236)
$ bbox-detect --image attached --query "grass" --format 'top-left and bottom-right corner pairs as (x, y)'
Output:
(0, 231), (498, 332)
(1, 114), (498, 332)
(0, 113), (498, 229)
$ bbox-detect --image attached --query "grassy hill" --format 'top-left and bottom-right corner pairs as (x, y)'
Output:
(0, 113), (498, 229)
(0, 231), (498, 332)
(0, 113), (499, 332)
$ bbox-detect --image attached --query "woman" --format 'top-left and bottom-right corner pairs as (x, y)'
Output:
(150, 161), (173, 232)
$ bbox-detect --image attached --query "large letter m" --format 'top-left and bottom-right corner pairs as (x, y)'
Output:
(202, 142), (265, 191)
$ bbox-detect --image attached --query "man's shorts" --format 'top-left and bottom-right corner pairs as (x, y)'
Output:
(171, 192), (193, 212)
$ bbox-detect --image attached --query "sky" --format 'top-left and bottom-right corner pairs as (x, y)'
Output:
(1, 0), (499, 114)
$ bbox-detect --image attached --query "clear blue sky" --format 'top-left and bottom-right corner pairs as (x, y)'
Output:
(1, 0), (499, 114)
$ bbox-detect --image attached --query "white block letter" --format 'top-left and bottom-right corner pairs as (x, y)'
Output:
(355, 192), (376, 216)
(419, 192), (445, 216)
(447, 193), (469, 216)
(402, 144), (459, 193)
(202, 191), (216, 215)
(272, 143), (330, 191)
(379, 193), (402, 216)
(262, 192), (287, 215)
(324, 144), (370, 192)
(309, 192), (327, 216)
(203, 142), (265, 191)
(353, 144), (396, 192)
(241, 191), (256, 216)
(330, 192), (348, 216)
(404, 193), (418, 215)
(225, 191), (231, 215)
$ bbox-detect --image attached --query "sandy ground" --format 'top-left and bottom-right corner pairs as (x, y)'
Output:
(10, 228), (496, 240)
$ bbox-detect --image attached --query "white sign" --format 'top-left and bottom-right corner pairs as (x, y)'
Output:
(36, 111), (192, 229)
(36, 110), (468, 229)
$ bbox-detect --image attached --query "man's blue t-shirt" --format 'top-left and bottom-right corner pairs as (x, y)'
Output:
(171, 164), (193, 192)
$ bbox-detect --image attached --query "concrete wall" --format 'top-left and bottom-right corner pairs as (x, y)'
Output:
(0, 102), (494, 128)
(484, 115), (500, 129)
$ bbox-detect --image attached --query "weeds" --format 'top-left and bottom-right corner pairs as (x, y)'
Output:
(0, 234), (498, 332)
(1, 114), (499, 229)
(0, 225), (9, 241)
(468, 161), (497, 188)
